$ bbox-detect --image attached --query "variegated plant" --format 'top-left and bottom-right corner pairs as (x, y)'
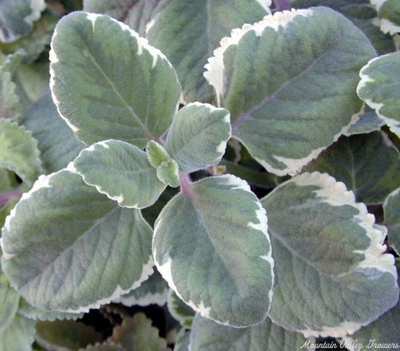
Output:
(0, 0), (400, 350)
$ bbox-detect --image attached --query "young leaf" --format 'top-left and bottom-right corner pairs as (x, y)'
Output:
(0, 314), (35, 351)
(146, 0), (271, 103)
(205, 7), (377, 176)
(153, 175), (274, 327)
(0, 119), (44, 185)
(49, 11), (181, 148)
(0, 275), (20, 332)
(74, 140), (166, 209)
(189, 314), (314, 351)
(357, 52), (400, 138)
(21, 90), (85, 174)
(383, 187), (400, 256)
(165, 103), (231, 173)
(0, 0), (46, 43)
(1, 168), (154, 312)
(303, 131), (400, 205)
(262, 172), (399, 337)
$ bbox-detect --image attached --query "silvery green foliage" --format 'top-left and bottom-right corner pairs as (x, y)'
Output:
(0, 1), (400, 350)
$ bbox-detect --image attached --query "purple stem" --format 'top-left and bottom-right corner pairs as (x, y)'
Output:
(273, 0), (291, 11)
(0, 189), (22, 204)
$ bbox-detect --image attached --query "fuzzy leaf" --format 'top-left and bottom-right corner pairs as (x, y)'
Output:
(190, 314), (314, 351)
(0, 119), (44, 185)
(373, 0), (400, 34)
(165, 103), (231, 173)
(167, 290), (195, 328)
(0, 314), (35, 351)
(262, 172), (399, 337)
(49, 11), (181, 148)
(205, 6), (376, 176)
(0, 70), (22, 120)
(81, 343), (125, 351)
(74, 140), (165, 209)
(153, 175), (274, 327)
(83, 0), (160, 37)
(21, 90), (85, 173)
(303, 131), (400, 205)
(357, 52), (400, 138)
(1, 169), (154, 312)
(0, 275), (20, 332)
(18, 299), (83, 321)
(384, 188), (400, 256)
(344, 106), (385, 136)
(146, 0), (271, 103)
(146, 140), (172, 168)
(0, 0), (46, 43)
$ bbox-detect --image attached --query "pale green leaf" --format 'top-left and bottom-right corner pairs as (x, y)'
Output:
(262, 172), (399, 337)
(147, 0), (271, 103)
(0, 49), (25, 74)
(357, 52), (400, 138)
(344, 106), (385, 136)
(153, 175), (274, 327)
(0, 275), (20, 332)
(0, 314), (35, 351)
(372, 0), (400, 34)
(0, 0), (46, 42)
(167, 290), (195, 328)
(165, 103), (231, 173)
(21, 90), (85, 173)
(156, 158), (180, 188)
(18, 299), (84, 321)
(303, 131), (400, 205)
(1, 169), (154, 312)
(35, 320), (102, 351)
(0, 70), (22, 120)
(83, 0), (161, 36)
(114, 269), (169, 307)
(146, 140), (173, 168)
(74, 140), (165, 209)
(383, 187), (400, 256)
(174, 330), (190, 351)
(108, 313), (169, 351)
(0, 119), (44, 185)
(50, 11), (181, 148)
(206, 6), (376, 176)
(189, 314), (314, 351)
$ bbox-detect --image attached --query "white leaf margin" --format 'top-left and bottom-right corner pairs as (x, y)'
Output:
(370, 0), (400, 34)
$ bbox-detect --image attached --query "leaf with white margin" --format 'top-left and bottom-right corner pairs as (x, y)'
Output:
(0, 314), (35, 351)
(21, 90), (85, 174)
(205, 6), (376, 176)
(0, 275), (20, 332)
(0, 119), (44, 185)
(357, 52), (400, 138)
(168, 290), (195, 328)
(165, 103), (231, 173)
(303, 131), (400, 205)
(261, 172), (399, 338)
(1, 168), (154, 312)
(341, 260), (400, 351)
(153, 174), (274, 327)
(113, 269), (169, 307)
(83, 0), (161, 37)
(49, 11), (181, 148)
(383, 187), (400, 256)
(18, 299), (84, 321)
(146, 0), (271, 103)
(0, 70), (22, 120)
(189, 314), (315, 351)
(371, 0), (400, 34)
(74, 140), (165, 209)
(344, 106), (385, 136)
(0, 0), (46, 43)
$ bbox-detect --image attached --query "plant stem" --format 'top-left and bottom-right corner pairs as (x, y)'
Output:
(179, 172), (193, 198)
(0, 189), (22, 204)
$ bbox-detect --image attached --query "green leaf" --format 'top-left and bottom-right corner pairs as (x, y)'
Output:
(49, 11), (181, 148)
(383, 187), (400, 256)
(375, 0), (400, 34)
(108, 313), (169, 351)
(167, 290), (195, 328)
(146, 0), (271, 103)
(0, 275), (20, 332)
(0, 49), (25, 74)
(35, 320), (103, 351)
(146, 140), (173, 168)
(114, 269), (169, 307)
(262, 172), (399, 337)
(83, 0), (161, 37)
(1, 168), (154, 312)
(156, 158), (180, 188)
(0, 0), (46, 43)
(18, 299), (84, 321)
(303, 131), (400, 205)
(80, 343), (125, 351)
(153, 175), (274, 327)
(0, 70), (22, 120)
(189, 314), (313, 351)
(205, 6), (376, 176)
(357, 52), (400, 138)
(165, 103), (231, 173)
(0, 314), (35, 351)
(344, 106), (385, 136)
(74, 140), (165, 209)
(21, 90), (85, 173)
(0, 119), (44, 185)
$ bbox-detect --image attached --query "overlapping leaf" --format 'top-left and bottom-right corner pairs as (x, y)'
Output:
(153, 174), (274, 327)
(262, 172), (399, 337)
(205, 6), (376, 175)
(371, 0), (400, 34)
(0, 314), (35, 351)
(384, 188), (400, 256)
(1, 168), (154, 312)
(357, 52), (400, 137)
(50, 11), (181, 148)
(0, 275), (19, 332)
